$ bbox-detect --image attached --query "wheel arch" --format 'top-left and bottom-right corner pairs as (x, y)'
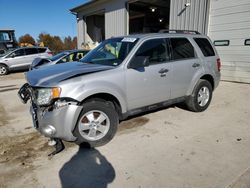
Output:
(200, 74), (215, 90)
(187, 74), (215, 96)
(80, 92), (124, 120)
(0, 63), (9, 68)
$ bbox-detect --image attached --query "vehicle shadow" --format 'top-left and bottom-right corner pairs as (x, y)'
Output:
(59, 145), (115, 188)
(9, 69), (27, 74)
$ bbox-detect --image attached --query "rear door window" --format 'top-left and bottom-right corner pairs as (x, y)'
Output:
(135, 38), (170, 65)
(170, 38), (195, 60)
(194, 38), (215, 57)
(25, 48), (38, 55)
(37, 48), (46, 53)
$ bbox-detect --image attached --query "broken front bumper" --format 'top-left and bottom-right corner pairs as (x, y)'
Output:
(30, 103), (82, 141)
(18, 84), (83, 142)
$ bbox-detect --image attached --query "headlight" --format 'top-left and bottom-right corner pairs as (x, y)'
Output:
(36, 87), (61, 106)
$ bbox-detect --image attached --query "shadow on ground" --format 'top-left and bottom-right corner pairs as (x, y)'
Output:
(59, 145), (115, 188)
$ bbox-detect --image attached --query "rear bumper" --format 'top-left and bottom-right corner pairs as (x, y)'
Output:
(30, 102), (82, 142)
(214, 72), (221, 89)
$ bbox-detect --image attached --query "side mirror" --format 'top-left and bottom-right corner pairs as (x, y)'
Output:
(128, 56), (150, 69)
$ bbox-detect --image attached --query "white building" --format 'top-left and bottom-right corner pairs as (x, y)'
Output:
(71, 0), (250, 83)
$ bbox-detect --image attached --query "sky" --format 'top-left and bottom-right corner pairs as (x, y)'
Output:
(0, 0), (88, 40)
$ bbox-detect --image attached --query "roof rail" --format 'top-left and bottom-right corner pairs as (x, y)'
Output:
(159, 30), (200, 34)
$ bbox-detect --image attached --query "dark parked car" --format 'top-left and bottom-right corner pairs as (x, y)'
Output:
(30, 49), (89, 69)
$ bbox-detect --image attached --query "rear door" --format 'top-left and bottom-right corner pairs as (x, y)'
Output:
(170, 37), (202, 98)
(24, 48), (39, 67)
(126, 38), (172, 110)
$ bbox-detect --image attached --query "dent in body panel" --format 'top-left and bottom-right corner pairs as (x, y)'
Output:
(185, 67), (206, 96)
(59, 68), (128, 113)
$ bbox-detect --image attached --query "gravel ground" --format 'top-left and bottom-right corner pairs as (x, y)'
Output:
(0, 72), (250, 188)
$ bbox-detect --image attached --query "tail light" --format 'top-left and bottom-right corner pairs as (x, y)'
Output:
(217, 58), (221, 72)
(47, 52), (53, 56)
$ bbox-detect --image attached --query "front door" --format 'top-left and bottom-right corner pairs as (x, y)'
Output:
(5, 49), (26, 69)
(126, 38), (172, 110)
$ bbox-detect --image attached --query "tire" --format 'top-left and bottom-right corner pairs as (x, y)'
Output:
(0, 64), (8, 75)
(186, 79), (213, 112)
(73, 100), (119, 147)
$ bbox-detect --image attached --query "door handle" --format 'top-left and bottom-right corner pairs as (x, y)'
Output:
(158, 68), (169, 77)
(192, 63), (200, 68)
(158, 68), (169, 74)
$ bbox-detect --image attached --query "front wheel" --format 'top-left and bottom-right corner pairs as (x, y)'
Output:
(73, 100), (119, 147)
(186, 79), (213, 112)
(0, 64), (8, 75)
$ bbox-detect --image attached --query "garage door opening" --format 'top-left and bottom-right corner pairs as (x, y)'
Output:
(85, 12), (105, 43)
(128, 0), (170, 34)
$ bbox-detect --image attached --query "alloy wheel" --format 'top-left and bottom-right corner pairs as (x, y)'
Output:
(0, 66), (7, 75)
(78, 110), (110, 141)
(197, 86), (210, 107)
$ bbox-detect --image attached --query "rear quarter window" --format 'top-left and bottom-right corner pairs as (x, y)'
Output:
(170, 38), (195, 60)
(194, 38), (215, 57)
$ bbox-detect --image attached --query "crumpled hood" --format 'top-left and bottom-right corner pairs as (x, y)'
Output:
(26, 62), (114, 87)
(31, 57), (51, 69)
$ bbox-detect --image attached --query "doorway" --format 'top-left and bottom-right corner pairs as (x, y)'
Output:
(128, 0), (170, 34)
(85, 12), (105, 43)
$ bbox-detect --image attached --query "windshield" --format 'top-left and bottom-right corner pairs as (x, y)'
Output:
(50, 52), (67, 61)
(80, 37), (138, 66)
(0, 32), (11, 42)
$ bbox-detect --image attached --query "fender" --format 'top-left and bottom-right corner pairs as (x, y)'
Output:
(0, 62), (8, 67)
(63, 80), (127, 113)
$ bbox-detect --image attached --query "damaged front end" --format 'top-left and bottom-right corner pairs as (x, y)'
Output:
(18, 83), (83, 155)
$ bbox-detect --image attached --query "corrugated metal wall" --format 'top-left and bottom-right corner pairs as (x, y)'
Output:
(76, 0), (127, 47)
(105, 3), (127, 39)
(76, 18), (85, 49)
(208, 0), (250, 83)
(169, 0), (210, 34)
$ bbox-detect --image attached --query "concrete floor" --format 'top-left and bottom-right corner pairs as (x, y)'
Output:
(0, 73), (250, 188)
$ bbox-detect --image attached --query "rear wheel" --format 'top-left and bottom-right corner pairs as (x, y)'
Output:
(186, 79), (213, 112)
(0, 64), (8, 75)
(73, 100), (119, 147)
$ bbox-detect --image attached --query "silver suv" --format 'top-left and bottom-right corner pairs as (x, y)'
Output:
(19, 32), (221, 150)
(0, 47), (52, 75)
